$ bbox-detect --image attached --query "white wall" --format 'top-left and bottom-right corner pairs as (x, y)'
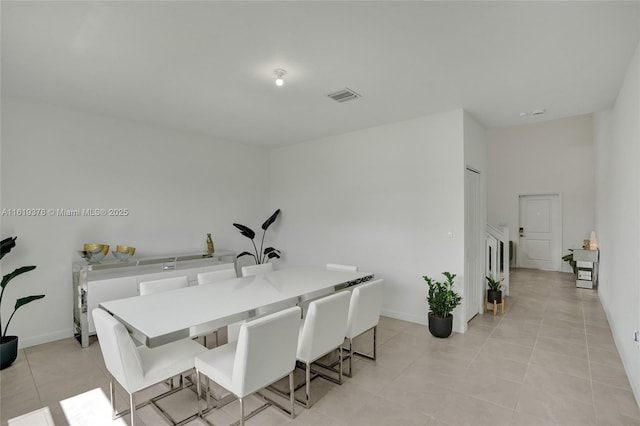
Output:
(0, 97), (270, 347)
(270, 110), (467, 330)
(486, 114), (595, 271)
(593, 40), (640, 405)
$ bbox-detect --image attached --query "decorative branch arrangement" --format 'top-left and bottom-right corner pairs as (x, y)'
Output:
(233, 209), (282, 264)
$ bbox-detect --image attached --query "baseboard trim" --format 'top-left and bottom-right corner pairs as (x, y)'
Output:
(17, 329), (73, 349)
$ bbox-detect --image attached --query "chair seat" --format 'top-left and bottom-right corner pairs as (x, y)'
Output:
(296, 291), (351, 365)
(194, 341), (238, 394)
(92, 308), (207, 425)
(294, 291), (351, 408)
(137, 339), (207, 392)
(195, 307), (301, 426)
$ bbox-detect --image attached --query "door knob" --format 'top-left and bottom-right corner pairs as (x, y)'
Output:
(519, 227), (524, 237)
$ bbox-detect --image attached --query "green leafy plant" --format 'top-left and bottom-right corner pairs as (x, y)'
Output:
(233, 209), (282, 264)
(1, 236), (45, 340)
(562, 249), (577, 274)
(423, 271), (462, 318)
(485, 275), (503, 291)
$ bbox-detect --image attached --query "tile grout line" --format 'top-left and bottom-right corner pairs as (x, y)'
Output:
(23, 347), (44, 410)
(583, 295), (597, 416)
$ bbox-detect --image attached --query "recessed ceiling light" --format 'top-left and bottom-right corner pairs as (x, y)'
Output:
(274, 69), (286, 87)
(519, 112), (527, 117)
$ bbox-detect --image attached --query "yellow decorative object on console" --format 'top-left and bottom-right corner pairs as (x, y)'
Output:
(206, 233), (215, 255)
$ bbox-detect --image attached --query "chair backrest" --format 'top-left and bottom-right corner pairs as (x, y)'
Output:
(297, 291), (351, 363)
(346, 279), (384, 339)
(241, 263), (273, 277)
(197, 268), (237, 285)
(92, 308), (143, 392)
(326, 263), (359, 272)
(232, 306), (301, 397)
(139, 276), (188, 295)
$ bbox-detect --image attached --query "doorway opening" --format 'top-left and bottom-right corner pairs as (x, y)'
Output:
(518, 194), (562, 271)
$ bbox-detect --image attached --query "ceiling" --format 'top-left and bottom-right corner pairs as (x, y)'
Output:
(2, 1), (639, 147)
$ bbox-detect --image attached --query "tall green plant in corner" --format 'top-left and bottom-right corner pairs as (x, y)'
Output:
(1, 236), (45, 369)
(233, 209), (282, 264)
(1, 237), (45, 339)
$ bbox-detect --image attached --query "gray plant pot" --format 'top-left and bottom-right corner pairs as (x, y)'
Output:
(0, 336), (18, 370)
(487, 289), (502, 303)
(428, 313), (453, 338)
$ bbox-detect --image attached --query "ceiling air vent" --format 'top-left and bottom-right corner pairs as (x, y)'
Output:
(327, 88), (361, 103)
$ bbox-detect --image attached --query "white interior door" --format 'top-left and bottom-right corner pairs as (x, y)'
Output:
(518, 194), (561, 271)
(465, 168), (482, 322)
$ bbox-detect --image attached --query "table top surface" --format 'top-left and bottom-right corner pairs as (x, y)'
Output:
(100, 266), (373, 347)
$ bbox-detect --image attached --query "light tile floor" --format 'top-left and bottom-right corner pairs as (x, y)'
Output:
(2, 269), (639, 426)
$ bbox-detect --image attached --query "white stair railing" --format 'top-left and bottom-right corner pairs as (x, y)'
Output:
(486, 224), (510, 296)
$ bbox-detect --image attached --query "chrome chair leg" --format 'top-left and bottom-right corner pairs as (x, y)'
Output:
(289, 372), (295, 418)
(129, 392), (136, 426)
(110, 378), (116, 420)
(338, 346), (343, 384)
(305, 362), (311, 408)
(373, 325), (377, 360)
(345, 325), (378, 377)
(239, 397), (245, 426)
(348, 338), (354, 377)
(196, 370), (203, 417)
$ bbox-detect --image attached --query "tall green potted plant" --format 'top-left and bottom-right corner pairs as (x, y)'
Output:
(423, 272), (462, 338)
(1, 236), (45, 369)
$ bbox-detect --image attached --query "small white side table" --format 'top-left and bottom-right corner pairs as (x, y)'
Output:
(573, 248), (599, 289)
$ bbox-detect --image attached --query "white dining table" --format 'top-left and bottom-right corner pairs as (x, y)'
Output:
(99, 266), (374, 348)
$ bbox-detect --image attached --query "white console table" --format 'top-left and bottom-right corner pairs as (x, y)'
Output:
(573, 248), (599, 289)
(73, 250), (236, 347)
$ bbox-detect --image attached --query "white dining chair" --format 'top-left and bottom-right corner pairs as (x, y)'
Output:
(298, 263), (359, 318)
(227, 263), (276, 343)
(295, 291), (351, 408)
(139, 275), (188, 295)
(344, 279), (384, 376)
(241, 262), (273, 277)
(193, 268), (238, 347)
(92, 308), (207, 426)
(235, 262), (294, 334)
(197, 267), (237, 285)
(326, 263), (359, 272)
(195, 306), (302, 426)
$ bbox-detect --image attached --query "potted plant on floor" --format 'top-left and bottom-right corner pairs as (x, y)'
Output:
(486, 275), (503, 305)
(1, 236), (45, 369)
(422, 272), (462, 338)
(562, 249), (577, 274)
